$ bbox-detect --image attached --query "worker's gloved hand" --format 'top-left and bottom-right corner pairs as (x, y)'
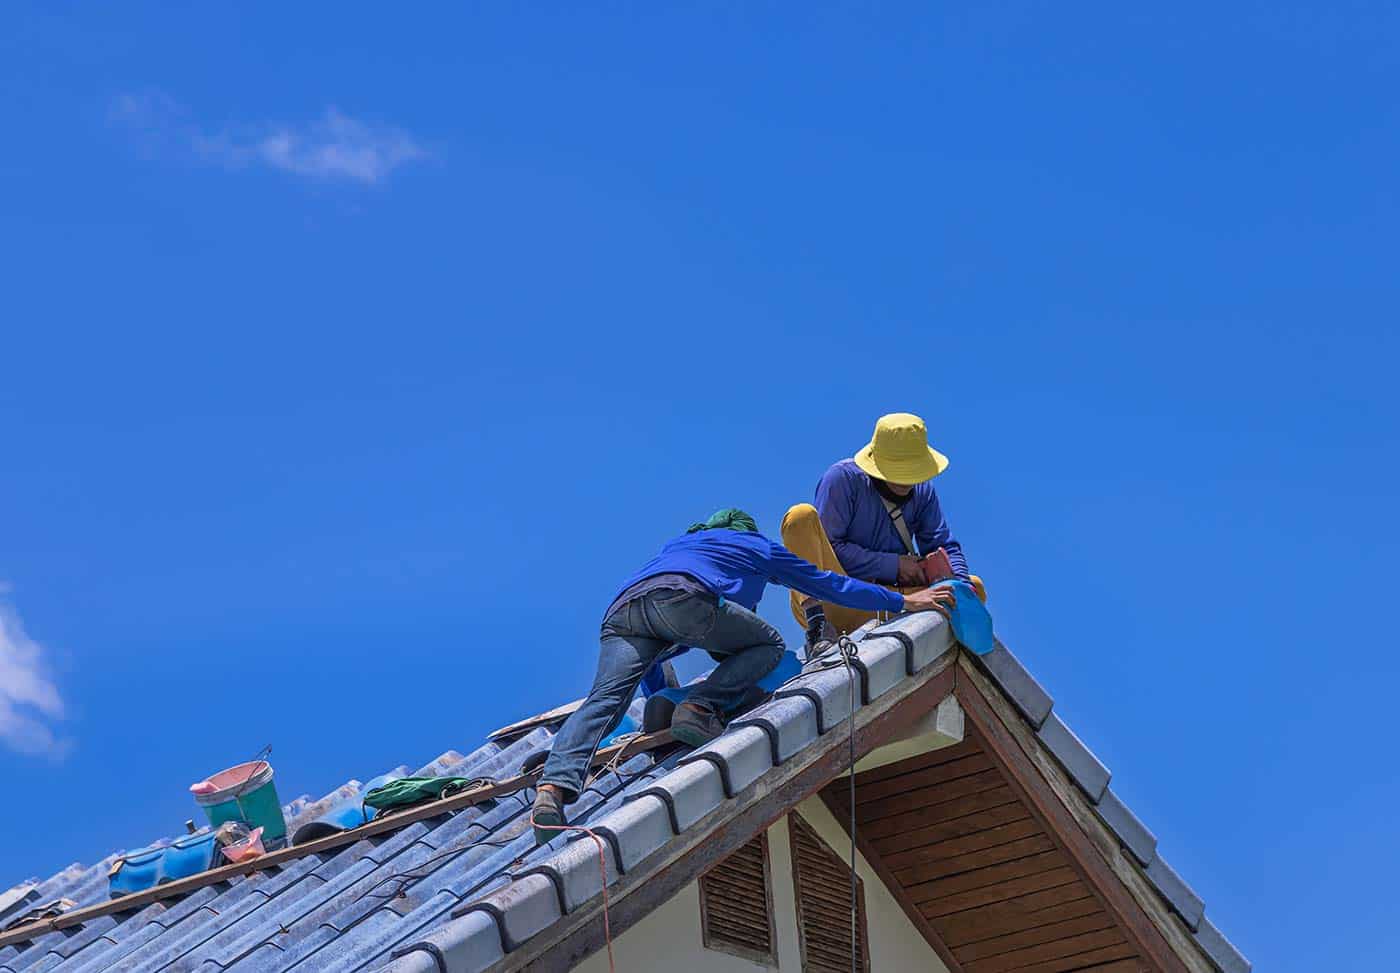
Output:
(921, 548), (954, 584)
(902, 587), (956, 619)
(896, 555), (926, 587)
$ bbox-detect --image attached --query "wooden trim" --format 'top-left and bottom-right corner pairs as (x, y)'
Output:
(0, 730), (677, 949)
(789, 811), (871, 973)
(953, 657), (1208, 973)
(818, 786), (968, 973)
(496, 654), (960, 972)
(698, 831), (777, 967)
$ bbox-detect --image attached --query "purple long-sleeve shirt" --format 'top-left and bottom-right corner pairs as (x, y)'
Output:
(814, 458), (969, 584)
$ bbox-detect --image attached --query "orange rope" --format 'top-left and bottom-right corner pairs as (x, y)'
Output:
(530, 813), (616, 973)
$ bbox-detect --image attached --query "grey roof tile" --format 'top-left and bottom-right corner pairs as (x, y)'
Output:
(773, 664), (859, 733)
(627, 759), (725, 832)
(334, 889), (461, 973)
(455, 873), (560, 951)
(517, 833), (622, 914)
(1036, 712), (1111, 803)
(412, 751), (467, 777)
(585, 795), (672, 873)
(1144, 855), (1205, 931)
(976, 640), (1054, 728)
(869, 611), (954, 672)
(379, 949), (438, 973)
(1194, 915), (1251, 973)
(0, 886), (38, 926)
(387, 910), (504, 973)
(2, 920), (105, 972)
(55, 888), (225, 973)
(729, 695), (819, 764)
(677, 726), (773, 797)
(282, 781), (364, 839)
(1094, 788), (1158, 866)
(851, 634), (908, 700)
(307, 909), (416, 973)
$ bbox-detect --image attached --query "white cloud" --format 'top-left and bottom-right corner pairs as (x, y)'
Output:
(0, 590), (68, 758)
(111, 92), (428, 186)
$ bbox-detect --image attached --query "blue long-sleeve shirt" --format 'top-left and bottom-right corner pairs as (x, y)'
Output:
(611, 528), (905, 616)
(814, 459), (969, 584)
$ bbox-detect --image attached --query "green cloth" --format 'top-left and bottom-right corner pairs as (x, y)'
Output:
(686, 508), (759, 535)
(362, 776), (490, 811)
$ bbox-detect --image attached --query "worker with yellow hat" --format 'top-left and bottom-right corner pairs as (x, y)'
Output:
(781, 412), (985, 650)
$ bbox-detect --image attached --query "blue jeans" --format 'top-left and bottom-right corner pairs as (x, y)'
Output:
(539, 587), (785, 800)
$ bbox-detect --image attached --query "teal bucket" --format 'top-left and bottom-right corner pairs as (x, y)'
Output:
(189, 760), (287, 843)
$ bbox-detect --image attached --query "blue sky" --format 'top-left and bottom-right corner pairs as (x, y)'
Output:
(2, 3), (1396, 969)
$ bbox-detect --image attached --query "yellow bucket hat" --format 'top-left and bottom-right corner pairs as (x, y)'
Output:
(853, 413), (949, 485)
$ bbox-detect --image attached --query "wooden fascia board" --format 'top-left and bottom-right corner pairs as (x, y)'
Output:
(817, 786), (968, 973)
(954, 653), (1212, 973)
(499, 651), (960, 973)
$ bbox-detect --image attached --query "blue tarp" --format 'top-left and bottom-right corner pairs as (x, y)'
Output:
(937, 578), (995, 655)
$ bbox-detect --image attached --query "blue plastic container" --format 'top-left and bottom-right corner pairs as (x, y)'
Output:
(109, 831), (220, 898)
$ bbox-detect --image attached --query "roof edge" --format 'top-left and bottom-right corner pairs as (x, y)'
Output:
(447, 642), (961, 973)
(957, 651), (1250, 973)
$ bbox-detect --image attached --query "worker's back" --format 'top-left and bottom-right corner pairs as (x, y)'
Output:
(613, 528), (779, 612)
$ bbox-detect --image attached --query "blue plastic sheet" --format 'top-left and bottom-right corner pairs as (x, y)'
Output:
(598, 713), (639, 748)
(937, 578), (995, 655)
(648, 649), (803, 713)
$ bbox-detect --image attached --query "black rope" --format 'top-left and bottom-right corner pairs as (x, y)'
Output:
(835, 635), (860, 973)
(358, 791), (534, 901)
(808, 633), (865, 972)
(803, 635), (865, 972)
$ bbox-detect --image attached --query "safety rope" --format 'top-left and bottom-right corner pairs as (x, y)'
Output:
(835, 635), (860, 973)
(811, 634), (865, 973)
(583, 731), (646, 790)
(529, 812), (616, 973)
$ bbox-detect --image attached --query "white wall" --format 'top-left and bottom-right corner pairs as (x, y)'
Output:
(574, 796), (951, 973)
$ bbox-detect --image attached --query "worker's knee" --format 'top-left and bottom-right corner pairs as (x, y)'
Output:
(780, 502), (820, 540)
(757, 640), (784, 675)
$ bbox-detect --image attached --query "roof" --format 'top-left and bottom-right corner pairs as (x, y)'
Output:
(0, 612), (1250, 973)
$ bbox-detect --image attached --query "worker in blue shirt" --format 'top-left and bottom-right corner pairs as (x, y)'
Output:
(531, 508), (954, 843)
(781, 412), (985, 650)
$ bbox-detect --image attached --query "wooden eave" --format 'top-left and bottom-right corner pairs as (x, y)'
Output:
(821, 652), (1222, 973)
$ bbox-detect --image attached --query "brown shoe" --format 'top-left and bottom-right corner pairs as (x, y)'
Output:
(531, 785), (567, 845)
(671, 701), (726, 748)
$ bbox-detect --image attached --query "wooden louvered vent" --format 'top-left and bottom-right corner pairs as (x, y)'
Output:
(790, 813), (870, 973)
(698, 832), (777, 965)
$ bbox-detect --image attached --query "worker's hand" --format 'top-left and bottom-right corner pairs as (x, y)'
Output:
(903, 586), (957, 619)
(896, 555), (926, 587)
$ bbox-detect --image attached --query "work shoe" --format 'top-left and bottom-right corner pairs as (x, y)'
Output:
(531, 786), (567, 845)
(804, 619), (838, 661)
(671, 702), (726, 748)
